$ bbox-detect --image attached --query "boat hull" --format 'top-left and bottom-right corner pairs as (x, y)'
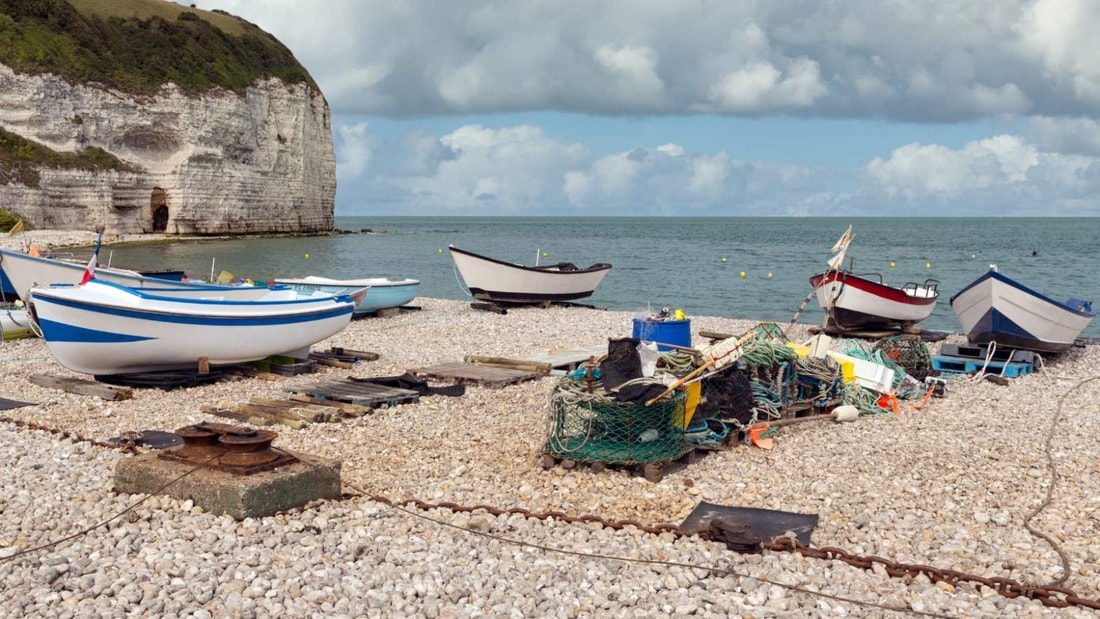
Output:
(0, 248), (266, 300)
(273, 276), (420, 314)
(949, 270), (1094, 353)
(30, 280), (356, 375)
(810, 271), (938, 330)
(449, 246), (611, 304)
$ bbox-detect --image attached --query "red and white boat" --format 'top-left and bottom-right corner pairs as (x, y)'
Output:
(809, 226), (939, 330)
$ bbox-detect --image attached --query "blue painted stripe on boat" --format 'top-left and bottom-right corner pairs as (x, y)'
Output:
(36, 317), (155, 343)
(34, 296), (353, 327)
(984, 309), (1034, 339)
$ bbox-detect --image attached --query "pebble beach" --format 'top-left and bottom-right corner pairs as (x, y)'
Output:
(2, 232), (1100, 617)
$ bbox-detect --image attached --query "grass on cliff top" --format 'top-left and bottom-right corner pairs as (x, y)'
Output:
(0, 0), (316, 95)
(67, 0), (247, 36)
(0, 126), (141, 186)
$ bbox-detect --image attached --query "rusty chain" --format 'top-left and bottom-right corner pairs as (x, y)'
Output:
(3, 414), (1099, 611)
(358, 493), (1100, 611)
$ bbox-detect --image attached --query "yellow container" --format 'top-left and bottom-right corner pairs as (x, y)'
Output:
(837, 358), (855, 383)
(682, 381), (702, 428)
(785, 342), (810, 357)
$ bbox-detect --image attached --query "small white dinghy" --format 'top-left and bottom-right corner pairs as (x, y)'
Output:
(29, 279), (361, 375)
(273, 275), (419, 315)
(448, 245), (611, 305)
(1, 306), (34, 340)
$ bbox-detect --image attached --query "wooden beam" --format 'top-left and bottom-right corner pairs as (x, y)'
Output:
(29, 374), (132, 401)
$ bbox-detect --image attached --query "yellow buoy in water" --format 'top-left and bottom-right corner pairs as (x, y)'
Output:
(767, 272), (773, 279)
(438, 248), (443, 254)
(889, 262), (895, 268)
(739, 271), (746, 278)
(304, 253), (309, 260)
(926, 262), (931, 269)
(721, 256), (727, 263)
(542, 251), (548, 258)
(971, 253), (976, 258)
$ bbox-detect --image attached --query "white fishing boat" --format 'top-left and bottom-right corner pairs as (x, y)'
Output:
(950, 266), (1094, 353)
(28, 280), (360, 375)
(0, 247), (268, 300)
(272, 275), (419, 315)
(1, 306), (35, 340)
(448, 245), (611, 305)
(809, 226), (938, 330)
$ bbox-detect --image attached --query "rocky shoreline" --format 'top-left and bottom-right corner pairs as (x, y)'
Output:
(1, 235), (1098, 616)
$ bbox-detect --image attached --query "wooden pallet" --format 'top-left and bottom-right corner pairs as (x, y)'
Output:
(287, 379), (421, 408)
(30, 374), (133, 401)
(407, 362), (539, 388)
(200, 397), (349, 429)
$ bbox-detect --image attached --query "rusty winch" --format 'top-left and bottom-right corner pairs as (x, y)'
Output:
(158, 422), (297, 475)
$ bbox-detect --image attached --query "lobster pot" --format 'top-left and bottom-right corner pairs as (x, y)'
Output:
(544, 390), (685, 465)
(872, 335), (933, 381)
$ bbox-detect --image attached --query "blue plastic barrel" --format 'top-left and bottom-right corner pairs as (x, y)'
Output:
(632, 318), (692, 351)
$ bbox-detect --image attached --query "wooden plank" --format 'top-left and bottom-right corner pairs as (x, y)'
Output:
(30, 374), (132, 401)
(307, 352), (355, 369)
(328, 347), (380, 362)
(463, 355), (552, 376)
(470, 302), (507, 314)
(699, 330), (733, 342)
(515, 345), (606, 371)
(287, 380), (421, 408)
(234, 402), (328, 424)
(223, 366), (283, 381)
(287, 393), (373, 417)
(248, 397), (344, 421)
(408, 362), (538, 388)
(198, 404), (283, 428)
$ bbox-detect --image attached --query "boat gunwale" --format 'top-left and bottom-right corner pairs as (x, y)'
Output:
(949, 269), (1096, 318)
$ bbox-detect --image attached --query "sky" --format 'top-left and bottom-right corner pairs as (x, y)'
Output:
(190, 0), (1100, 217)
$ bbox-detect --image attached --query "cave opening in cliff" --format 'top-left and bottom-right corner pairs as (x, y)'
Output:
(150, 188), (168, 233)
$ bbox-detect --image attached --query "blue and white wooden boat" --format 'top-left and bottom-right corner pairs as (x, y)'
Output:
(950, 266), (1095, 353)
(0, 268), (16, 302)
(273, 275), (419, 315)
(0, 247), (261, 300)
(28, 280), (360, 375)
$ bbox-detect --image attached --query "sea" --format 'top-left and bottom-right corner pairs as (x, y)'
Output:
(101, 217), (1100, 338)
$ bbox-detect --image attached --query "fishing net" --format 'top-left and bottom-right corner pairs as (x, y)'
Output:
(698, 367), (755, 426)
(544, 376), (686, 464)
(872, 335), (934, 382)
(792, 355), (845, 407)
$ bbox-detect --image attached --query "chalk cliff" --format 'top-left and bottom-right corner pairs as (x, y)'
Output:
(0, 4), (335, 235)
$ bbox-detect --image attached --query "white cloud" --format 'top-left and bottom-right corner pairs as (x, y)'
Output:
(372, 124), (589, 214)
(865, 136), (1038, 199)
(335, 121), (371, 178)
(594, 44), (666, 105)
(1018, 0), (1100, 104)
(1029, 116), (1100, 156)
(336, 121), (1100, 216)
(199, 0), (1100, 120)
(708, 58), (826, 113)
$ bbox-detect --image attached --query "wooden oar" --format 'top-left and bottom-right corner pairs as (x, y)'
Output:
(644, 330), (756, 406)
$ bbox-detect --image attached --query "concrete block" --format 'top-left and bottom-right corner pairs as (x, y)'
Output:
(114, 452), (341, 519)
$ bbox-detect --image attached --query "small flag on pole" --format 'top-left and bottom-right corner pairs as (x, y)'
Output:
(80, 231), (103, 285)
(826, 225), (854, 270)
